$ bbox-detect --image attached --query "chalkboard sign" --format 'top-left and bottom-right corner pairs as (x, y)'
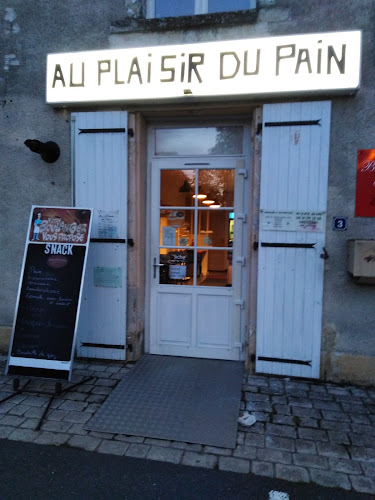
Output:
(7, 206), (92, 380)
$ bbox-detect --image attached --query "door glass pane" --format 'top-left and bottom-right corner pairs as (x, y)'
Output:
(159, 249), (193, 285)
(197, 250), (232, 287)
(160, 210), (194, 247)
(160, 169), (195, 207)
(198, 209), (233, 248)
(208, 0), (250, 13)
(155, 0), (194, 17)
(197, 169), (234, 207)
(155, 127), (243, 156)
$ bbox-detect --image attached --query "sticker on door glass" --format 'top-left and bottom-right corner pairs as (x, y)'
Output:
(98, 210), (119, 239)
(162, 226), (176, 246)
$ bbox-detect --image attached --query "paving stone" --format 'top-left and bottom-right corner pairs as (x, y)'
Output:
(22, 396), (50, 407)
(266, 424), (296, 438)
(95, 378), (118, 387)
(244, 422), (265, 435)
(246, 401), (273, 412)
(360, 461), (375, 476)
(296, 439), (316, 454)
(219, 456), (250, 473)
(319, 420), (351, 432)
(316, 442), (349, 459)
(273, 404), (291, 415)
(298, 418), (319, 428)
(0, 426), (13, 438)
(0, 415), (26, 427)
(63, 392), (88, 402)
(8, 404), (28, 416)
(126, 443), (151, 459)
(147, 446), (183, 464)
(144, 438), (172, 448)
(233, 444), (257, 459)
(46, 409), (70, 421)
(34, 432), (70, 446)
(85, 403), (101, 414)
(350, 446), (375, 463)
(271, 396), (288, 405)
(87, 364), (108, 372)
(182, 451), (218, 469)
(89, 431), (115, 439)
(97, 440), (129, 456)
(170, 441), (203, 452)
(327, 431), (350, 445)
(86, 395), (106, 404)
(350, 475), (375, 494)
(203, 445), (232, 456)
(311, 400), (342, 411)
(251, 460), (274, 477)
(298, 428), (328, 441)
(244, 433), (265, 447)
(246, 376), (269, 387)
(0, 402), (18, 414)
(351, 423), (375, 437)
(20, 418), (39, 430)
(236, 431), (245, 445)
(91, 386), (113, 395)
(291, 407), (321, 419)
(321, 410), (350, 422)
(265, 435), (295, 452)
(69, 423), (89, 436)
(115, 435), (145, 444)
(246, 393), (270, 402)
(257, 448), (292, 465)
(93, 371), (113, 379)
(63, 411), (92, 424)
(58, 400), (88, 412)
(41, 420), (72, 433)
(310, 469), (351, 490)
(288, 398), (313, 409)
(8, 428), (38, 442)
(349, 413), (371, 424)
(24, 407), (46, 419)
(271, 415), (295, 426)
(275, 463), (309, 483)
(68, 435), (101, 451)
(293, 452), (329, 469)
(251, 412), (271, 423)
(349, 433), (375, 448)
(329, 458), (362, 475)
(341, 402), (369, 414)
(105, 365), (123, 373)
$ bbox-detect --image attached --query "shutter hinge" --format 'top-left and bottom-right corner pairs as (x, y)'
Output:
(236, 256), (246, 266)
(234, 299), (245, 309)
(234, 342), (243, 350)
(238, 169), (248, 178)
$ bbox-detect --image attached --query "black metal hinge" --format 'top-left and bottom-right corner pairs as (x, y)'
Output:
(264, 120), (321, 128)
(261, 242), (315, 249)
(78, 128), (126, 134)
(258, 356), (311, 366)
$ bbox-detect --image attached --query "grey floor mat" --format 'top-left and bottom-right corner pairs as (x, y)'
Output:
(86, 355), (244, 449)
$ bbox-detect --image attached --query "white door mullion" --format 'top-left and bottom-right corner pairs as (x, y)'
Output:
(196, 0), (207, 15)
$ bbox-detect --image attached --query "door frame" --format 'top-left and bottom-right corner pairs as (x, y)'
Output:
(145, 120), (251, 360)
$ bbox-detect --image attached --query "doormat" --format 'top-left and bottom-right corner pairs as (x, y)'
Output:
(86, 355), (244, 449)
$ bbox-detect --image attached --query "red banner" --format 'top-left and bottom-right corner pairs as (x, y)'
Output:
(355, 149), (375, 217)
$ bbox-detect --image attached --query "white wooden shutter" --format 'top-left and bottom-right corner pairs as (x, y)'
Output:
(73, 111), (128, 360)
(256, 101), (331, 378)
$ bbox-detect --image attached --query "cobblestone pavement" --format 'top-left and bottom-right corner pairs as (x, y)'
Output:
(0, 355), (374, 496)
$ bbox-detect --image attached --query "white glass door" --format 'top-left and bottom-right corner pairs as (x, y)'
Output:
(149, 152), (248, 360)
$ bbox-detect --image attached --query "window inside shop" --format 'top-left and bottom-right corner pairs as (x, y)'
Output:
(147, 0), (256, 18)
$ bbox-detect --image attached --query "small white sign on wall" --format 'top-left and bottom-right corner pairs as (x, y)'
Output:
(260, 210), (326, 232)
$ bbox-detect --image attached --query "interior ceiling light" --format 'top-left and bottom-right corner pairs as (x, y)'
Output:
(210, 204), (221, 208)
(193, 194), (207, 199)
(202, 199), (215, 205)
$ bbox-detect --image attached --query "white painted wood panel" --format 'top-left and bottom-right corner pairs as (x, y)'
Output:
(73, 111), (128, 360)
(256, 101), (331, 378)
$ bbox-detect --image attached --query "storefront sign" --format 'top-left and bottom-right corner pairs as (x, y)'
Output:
(260, 210), (325, 232)
(7, 206), (92, 380)
(355, 149), (375, 217)
(46, 31), (361, 105)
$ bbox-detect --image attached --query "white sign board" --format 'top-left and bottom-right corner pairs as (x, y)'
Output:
(260, 210), (326, 232)
(46, 31), (361, 105)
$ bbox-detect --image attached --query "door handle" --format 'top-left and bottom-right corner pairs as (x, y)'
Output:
(153, 257), (164, 278)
